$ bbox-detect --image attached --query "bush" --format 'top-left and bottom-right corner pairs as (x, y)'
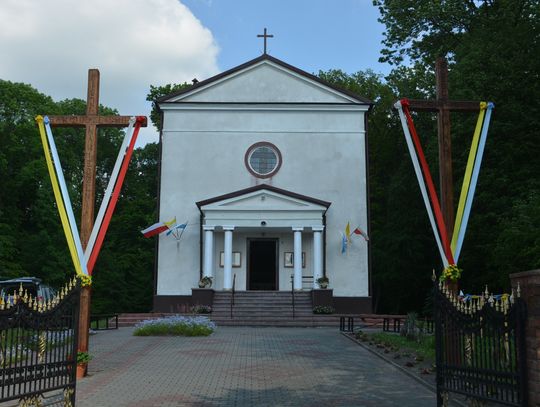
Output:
(313, 305), (335, 314)
(191, 305), (212, 314)
(133, 315), (216, 337)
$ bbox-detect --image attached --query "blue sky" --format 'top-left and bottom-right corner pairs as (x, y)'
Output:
(0, 0), (390, 144)
(183, 0), (391, 76)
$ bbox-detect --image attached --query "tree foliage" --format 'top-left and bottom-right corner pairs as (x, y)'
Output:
(1, 1), (539, 315)
(0, 79), (157, 313)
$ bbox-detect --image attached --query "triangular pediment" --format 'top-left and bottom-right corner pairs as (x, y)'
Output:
(197, 184), (330, 212)
(160, 55), (371, 104)
(200, 189), (327, 212)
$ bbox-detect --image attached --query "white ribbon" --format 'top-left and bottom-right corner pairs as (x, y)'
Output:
(84, 117), (136, 261)
(394, 101), (449, 267)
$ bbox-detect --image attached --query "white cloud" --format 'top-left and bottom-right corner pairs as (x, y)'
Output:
(0, 0), (219, 144)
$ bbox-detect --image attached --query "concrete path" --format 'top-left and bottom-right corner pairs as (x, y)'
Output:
(76, 326), (435, 406)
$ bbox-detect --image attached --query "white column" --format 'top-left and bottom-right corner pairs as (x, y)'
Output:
(223, 226), (235, 290)
(293, 227), (303, 290)
(203, 226), (214, 279)
(312, 226), (324, 288)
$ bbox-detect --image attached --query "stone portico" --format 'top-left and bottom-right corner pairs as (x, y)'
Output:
(197, 184), (330, 292)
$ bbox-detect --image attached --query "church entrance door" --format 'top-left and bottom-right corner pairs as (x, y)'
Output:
(247, 239), (278, 290)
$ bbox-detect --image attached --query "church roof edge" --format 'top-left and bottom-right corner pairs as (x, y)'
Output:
(157, 54), (373, 105)
(196, 184), (332, 210)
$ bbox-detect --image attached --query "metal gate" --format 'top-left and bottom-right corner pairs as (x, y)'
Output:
(0, 278), (80, 406)
(434, 282), (527, 406)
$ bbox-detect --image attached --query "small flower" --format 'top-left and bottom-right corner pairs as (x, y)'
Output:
(77, 274), (92, 287)
(440, 264), (462, 282)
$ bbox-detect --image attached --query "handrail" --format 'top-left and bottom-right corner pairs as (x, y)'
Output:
(90, 313), (118, 330)
(230, 274), (236, 319)
(291, 274), (295, 319)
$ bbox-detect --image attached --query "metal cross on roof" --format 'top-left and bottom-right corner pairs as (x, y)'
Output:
(257, 28), (274, 54)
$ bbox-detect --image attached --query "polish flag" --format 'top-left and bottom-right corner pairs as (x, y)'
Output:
(141, 218), (176, 238)
(353, 227), (369, 242)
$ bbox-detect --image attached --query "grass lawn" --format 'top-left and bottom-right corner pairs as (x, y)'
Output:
(358, 331), (435, 362)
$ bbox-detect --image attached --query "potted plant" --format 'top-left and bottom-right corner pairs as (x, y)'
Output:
(316, 276), (329, 289)
(76, 351), (92, 378)
(198, 276), (213, 289)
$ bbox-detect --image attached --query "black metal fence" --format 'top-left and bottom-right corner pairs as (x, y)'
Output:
(90, 314), (118, 330)
(0, 278), (80, 406)
(434, 282), (527, 406)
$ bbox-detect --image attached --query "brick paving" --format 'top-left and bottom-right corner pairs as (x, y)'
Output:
(76, 326), (435, 406)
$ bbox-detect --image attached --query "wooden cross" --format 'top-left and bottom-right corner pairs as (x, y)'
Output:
(407, 57), (480, 240)
(47, 69), (147, 358)
(257, 28), (274, 54)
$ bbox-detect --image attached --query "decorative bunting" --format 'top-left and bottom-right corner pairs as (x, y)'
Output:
(394, 100), (450, 267)
(451, 103), (487, 254)
(37, 115), (143, 277)
(395, 99), (494, 267)
(86, 116), (145, 274)
(453, 102), (494, 262)
(85, 117), (136, 261)
(36, 116), (85, 275)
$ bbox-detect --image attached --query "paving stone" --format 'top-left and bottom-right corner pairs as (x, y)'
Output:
(76, 326), (435, 406)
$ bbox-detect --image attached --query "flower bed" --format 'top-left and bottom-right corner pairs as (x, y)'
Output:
(133, 315), (216, 337)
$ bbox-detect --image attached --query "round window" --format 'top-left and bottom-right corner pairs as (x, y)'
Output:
(244, 142), (282, 178)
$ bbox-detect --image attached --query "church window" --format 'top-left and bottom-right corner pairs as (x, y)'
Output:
(245, 142), (282, 178)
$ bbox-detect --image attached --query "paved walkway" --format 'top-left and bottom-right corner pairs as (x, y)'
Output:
(76, 326), (435, 406)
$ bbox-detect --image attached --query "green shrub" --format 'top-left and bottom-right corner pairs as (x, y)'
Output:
(313, 305), (335, 314)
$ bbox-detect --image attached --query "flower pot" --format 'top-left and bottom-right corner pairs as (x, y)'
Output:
(319, 283), (328, 289)
(76, 363), (87, 379)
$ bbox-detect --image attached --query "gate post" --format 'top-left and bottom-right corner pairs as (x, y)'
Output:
(510, 269), (540, 405)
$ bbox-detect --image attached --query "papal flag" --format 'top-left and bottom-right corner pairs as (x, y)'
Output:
(345, 222), (351, 243)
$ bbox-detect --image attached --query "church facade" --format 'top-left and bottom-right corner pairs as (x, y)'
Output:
(154, 54), (372, 313)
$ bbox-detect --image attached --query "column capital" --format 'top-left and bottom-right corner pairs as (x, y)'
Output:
(292, 227), (304, 232)
(222, 226), (235, 231)
(203, 225), (215, 231)
(312, 226), (325, 232)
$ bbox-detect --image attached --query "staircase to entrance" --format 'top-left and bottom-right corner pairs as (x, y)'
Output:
(212, 290), (339, 327)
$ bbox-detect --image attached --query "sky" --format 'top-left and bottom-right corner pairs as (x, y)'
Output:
(0, 0), (390, 145)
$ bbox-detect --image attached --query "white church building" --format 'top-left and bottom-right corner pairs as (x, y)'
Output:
(153, 54), (372, 314)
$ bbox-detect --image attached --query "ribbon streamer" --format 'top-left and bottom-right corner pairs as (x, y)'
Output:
(84, 117), (136, 261)
(86, 116), (144, 273)
(43, 116), (89, 276)
(36, 116), (84, 275)
(401, 99), (455, 265)
(454, 102), (494, 262)
(451, 103), (487, 253)
(394, 101), (449, 267)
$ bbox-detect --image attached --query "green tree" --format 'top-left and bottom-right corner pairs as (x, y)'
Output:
(146, 83), (191, 130)
(374, 0), (540, 295)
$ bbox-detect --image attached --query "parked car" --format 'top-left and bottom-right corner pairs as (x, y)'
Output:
(0, 277), (56, 303)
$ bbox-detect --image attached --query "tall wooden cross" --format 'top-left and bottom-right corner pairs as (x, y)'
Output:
(407, 57), (480, 240)
(47, 69), (147, 356)
(257, 28), (274, 54)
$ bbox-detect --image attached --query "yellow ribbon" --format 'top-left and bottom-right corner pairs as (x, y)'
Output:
(451, 102), (487, 254)
(36, 116), (83, 276)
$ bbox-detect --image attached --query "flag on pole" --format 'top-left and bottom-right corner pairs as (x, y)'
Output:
(341, 232), (347, 254)
(166, 222), (187, 236)
(141, 217), (176, 238)
(345, 222), (351, 244)
(353, 227), (370, 242)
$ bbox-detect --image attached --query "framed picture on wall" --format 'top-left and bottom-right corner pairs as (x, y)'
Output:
(220, 252), (241, 267)
(284, 252), (305, 268)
